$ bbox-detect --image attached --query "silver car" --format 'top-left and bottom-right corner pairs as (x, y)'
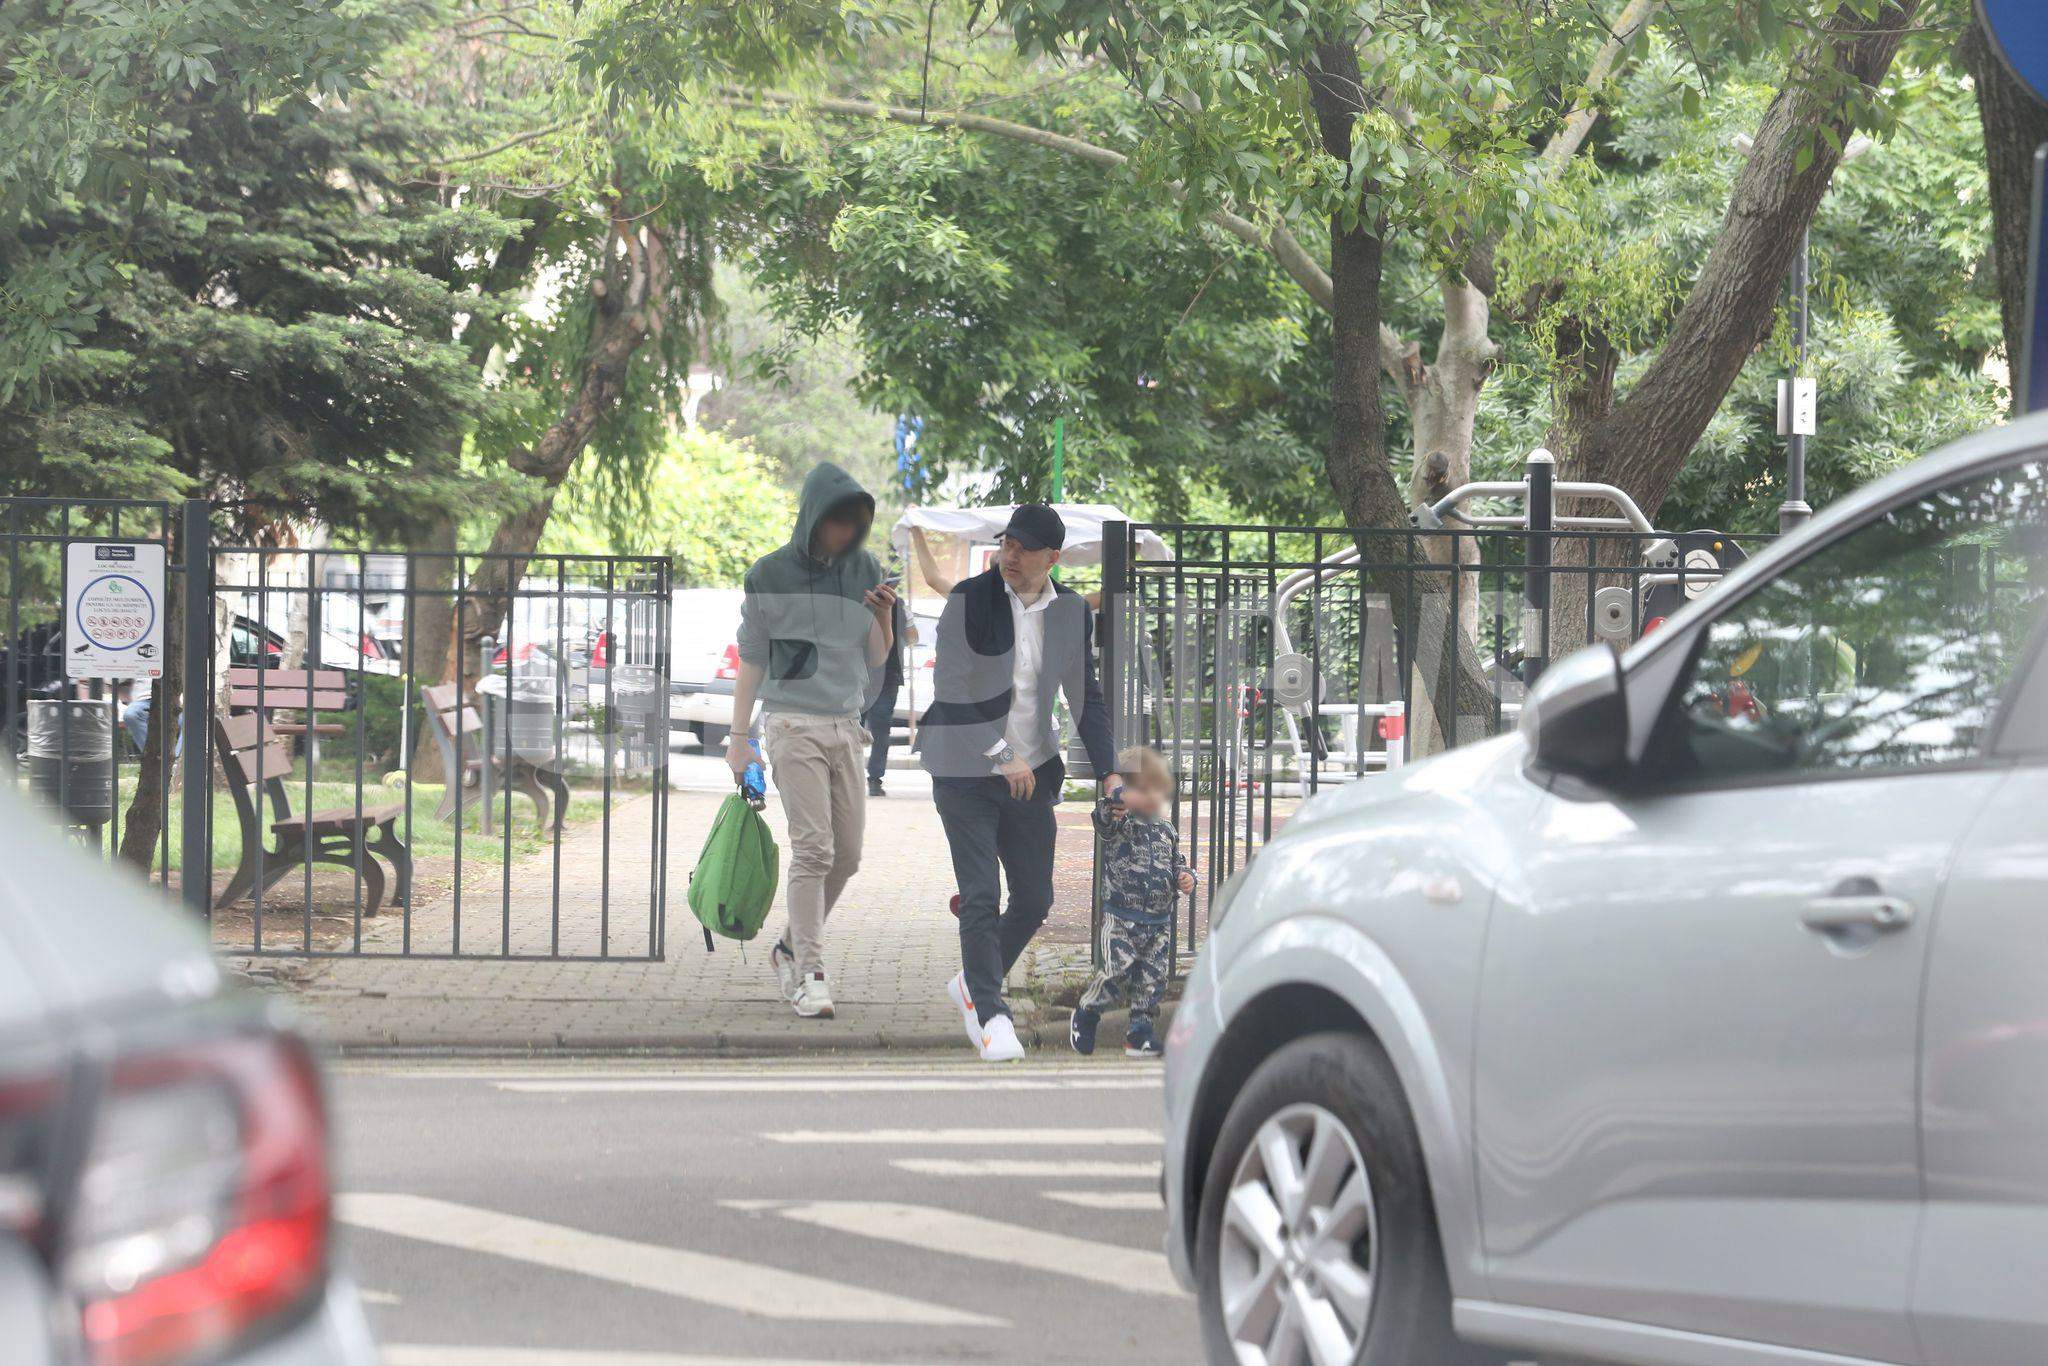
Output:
(1163, 417), (2048, 1366)
(0, 797), (377, 1365)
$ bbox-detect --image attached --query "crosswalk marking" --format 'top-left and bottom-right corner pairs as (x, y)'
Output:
(1040, 1190), (1163, 1211)
(722, 1200), (1187, 1299)
(763, 1127), (1160, 1146)
(493, 1077), (1158, 1095)
(891, 1158), (1161, 1179)
(386, 1350), (954, 1366)
(339, 1194), (1001, 1328)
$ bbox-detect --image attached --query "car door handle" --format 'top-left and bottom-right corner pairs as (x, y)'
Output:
(1801, 895), (1915, 935)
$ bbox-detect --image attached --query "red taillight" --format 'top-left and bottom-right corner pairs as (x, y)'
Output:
(1377, 713), (1406, 741)
(71, 1034), (330, 1366)
(592, 632), (612, 667)
(713, 643), (740, 681)
(262, 640), (281, 657)
(1641, 615), (1667, 636)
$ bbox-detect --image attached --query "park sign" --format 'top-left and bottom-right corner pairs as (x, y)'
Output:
(65, 541), (165, 680)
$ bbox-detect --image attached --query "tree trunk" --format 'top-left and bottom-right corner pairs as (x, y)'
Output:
(1307, 44), (1499, 751)
(1961, 18), (2048, 379)
(118, 515), (186, 874)
(1567, 1), (1921, 519)
(1542, 316), (1623, 652)
(458, 219), (674, 662)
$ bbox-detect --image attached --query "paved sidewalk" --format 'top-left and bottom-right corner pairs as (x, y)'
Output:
(234, 784), (1097, 1053)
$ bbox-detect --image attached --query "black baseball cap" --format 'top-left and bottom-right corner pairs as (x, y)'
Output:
(1002, 503), (1066, 551)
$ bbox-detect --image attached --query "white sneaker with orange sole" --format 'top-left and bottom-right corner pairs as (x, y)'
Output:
(978, 1014), (1025, 1062)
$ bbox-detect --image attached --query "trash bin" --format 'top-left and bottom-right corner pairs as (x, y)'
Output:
(27, 698), (114, 827)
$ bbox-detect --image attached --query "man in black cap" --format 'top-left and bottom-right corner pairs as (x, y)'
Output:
(921, 503), (1121, 1061)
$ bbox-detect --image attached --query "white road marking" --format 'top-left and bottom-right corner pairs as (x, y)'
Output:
(339, 1194), (1000, 1328)
(385, 1350), (953, 1366)
(891, 1158), (1161, 1179)
(341, 1063), (1139, 1081)
(358, 1288), (402, 1306)
(763, 1127), (1160, 1146)
(722, 1200), (1187, 1299)
(494, 1077), (1158, 1095)
(1040, 1190), (1164, 1211)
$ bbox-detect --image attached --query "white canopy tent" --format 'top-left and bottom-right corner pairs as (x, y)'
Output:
(887, 503), (1173, 568)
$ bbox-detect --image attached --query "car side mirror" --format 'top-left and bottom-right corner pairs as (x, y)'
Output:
(1521, 646), (1629, 780)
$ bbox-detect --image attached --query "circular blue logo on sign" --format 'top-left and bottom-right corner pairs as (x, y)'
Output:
(73, 573), (156, 650)
(1981, 0), (2048, 104)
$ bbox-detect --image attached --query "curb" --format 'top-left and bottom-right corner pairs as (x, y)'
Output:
(313, 1005), (1174, 1059)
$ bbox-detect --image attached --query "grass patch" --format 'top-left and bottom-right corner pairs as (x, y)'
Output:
(119, 766), (615, 874)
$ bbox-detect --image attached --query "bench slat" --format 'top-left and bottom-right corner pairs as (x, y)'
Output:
(273, 802), (403, 831)
(225, 667), (347, 689)
(225, 688), (349, 711)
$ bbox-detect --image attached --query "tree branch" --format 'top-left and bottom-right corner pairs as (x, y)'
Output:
(1581, 1), (1921, 513)
(1466, 0), (1662, 296)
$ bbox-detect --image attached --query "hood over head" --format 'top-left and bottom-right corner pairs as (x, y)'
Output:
(793, 462), (876, 568)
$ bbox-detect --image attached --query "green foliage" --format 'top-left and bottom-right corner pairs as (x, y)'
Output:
(1, 0), (522, 526)
(542, 425), (795, 586)
(1496, 39), (2003, 532)
(0, 0), (383, 398)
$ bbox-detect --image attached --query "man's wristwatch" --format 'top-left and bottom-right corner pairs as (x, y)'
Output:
(990, 741), (1018, 767)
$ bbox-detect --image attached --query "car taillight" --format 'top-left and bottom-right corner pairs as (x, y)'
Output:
(592, 633), (611, 667)
(67, 1033), (330, 1366)
(713, 643), (740, 681)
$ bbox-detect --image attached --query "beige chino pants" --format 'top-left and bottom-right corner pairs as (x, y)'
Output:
(763, 710), (868, 977)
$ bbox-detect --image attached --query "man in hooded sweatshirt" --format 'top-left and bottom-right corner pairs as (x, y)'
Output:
(726, 462), (897, 1019)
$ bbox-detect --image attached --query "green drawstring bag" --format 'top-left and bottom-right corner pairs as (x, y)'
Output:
(687, 791), (779, 950)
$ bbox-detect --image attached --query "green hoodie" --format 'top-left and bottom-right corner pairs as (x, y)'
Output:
(735, 462), (885, 717)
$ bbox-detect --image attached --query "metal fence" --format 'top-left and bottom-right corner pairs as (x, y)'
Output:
(1097, 462), (1757, 960)
(2, 498), (180, 876)
(196, 545), (671, 959)
(2, 497), (671, 961)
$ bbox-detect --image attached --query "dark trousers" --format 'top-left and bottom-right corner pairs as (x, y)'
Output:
(863, 681), (899, 783)
(933, 757), (1063, 1025)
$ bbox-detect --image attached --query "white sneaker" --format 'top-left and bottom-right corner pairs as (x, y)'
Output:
(793, 972), (834, 1019)
(978, 1013), (1025, 1062)
(769, 940), (799, 1002)
(945, 972), (982, 1051)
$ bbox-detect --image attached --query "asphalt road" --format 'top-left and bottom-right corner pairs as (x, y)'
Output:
(330, 1056), (1202, 1366)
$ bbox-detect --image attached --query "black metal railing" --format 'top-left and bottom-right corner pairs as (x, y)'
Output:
(1097, 510), (1758, 961)
(2, 497), (180, 880)
(199, 544), (670, 959)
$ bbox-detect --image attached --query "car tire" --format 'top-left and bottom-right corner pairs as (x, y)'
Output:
(693, 723), (729, 748)
(1196, 1031), (1501, 1366)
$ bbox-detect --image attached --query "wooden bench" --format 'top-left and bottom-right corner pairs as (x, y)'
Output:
(212, 712), (410, 914)
(224, 667), (347, 739)
(420, 682), (568, 838)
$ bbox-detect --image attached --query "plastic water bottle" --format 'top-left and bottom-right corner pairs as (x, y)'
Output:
(741, 740), (766, 802)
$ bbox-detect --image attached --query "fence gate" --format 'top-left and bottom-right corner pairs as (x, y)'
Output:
(194, 541), (671, 959)
(1101, 505), (1749, 958)
(3, 497), (672, 961)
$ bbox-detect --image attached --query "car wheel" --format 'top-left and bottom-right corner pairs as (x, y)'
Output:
(1196, 1031), (1498, 1366)
(694, 723), (729, 748)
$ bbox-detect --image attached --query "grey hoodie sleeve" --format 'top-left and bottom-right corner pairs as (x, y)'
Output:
(736, 567), (768, 667)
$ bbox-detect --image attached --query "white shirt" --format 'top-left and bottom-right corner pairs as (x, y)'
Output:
(989, 578), (1056, 768)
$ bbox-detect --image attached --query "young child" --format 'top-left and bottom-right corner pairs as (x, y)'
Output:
(1071, 745), (1194, 1058)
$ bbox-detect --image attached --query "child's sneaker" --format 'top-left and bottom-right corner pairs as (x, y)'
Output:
(1124, 1017), (1163, 1058)
(1069, 1006), (1100, 1056)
